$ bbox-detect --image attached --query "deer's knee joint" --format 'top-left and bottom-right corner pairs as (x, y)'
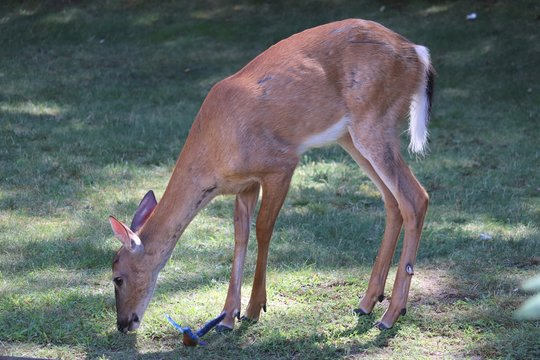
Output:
(384, 200), (402, 221)
(401, 191), (429, 230)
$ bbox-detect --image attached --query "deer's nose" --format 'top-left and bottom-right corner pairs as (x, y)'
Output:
(117, 313), (140, 333)
(130, 313), (140, 330)
(117, 319), (129, 333)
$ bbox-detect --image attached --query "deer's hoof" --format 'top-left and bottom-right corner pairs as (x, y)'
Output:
(353, 308), (369, 316)
(375, 321), (392, 331)
(215, 324), (233, 334)
(240, 315), (257, 324)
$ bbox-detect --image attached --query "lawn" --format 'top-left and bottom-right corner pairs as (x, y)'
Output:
(0, 0), (539, 359)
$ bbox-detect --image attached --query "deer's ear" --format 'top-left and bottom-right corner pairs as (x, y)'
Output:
(130, 190), (158, 232)
(109, 216), (143, 253)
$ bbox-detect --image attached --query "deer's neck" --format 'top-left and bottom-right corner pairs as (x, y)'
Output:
(138, 141), (218, 269)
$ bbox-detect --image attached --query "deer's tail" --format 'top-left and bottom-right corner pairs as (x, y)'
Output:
(408, 45), (435, 155)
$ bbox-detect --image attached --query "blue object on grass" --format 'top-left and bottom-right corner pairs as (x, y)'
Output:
(165, 312), (227, 346)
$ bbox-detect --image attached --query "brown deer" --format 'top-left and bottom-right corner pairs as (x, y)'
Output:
(108, 19), (434, 334)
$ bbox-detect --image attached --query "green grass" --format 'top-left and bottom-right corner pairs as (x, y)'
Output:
(1, 0), (539, 358)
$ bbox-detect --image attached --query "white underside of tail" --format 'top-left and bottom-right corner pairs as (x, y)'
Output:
(408, 45), (431, 155)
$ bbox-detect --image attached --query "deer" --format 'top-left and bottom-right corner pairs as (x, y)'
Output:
(108, 18), (434, 334)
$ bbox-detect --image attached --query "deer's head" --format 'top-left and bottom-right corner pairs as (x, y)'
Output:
(109, 191), (158, 333)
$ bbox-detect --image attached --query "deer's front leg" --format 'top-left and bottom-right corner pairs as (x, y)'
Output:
(217, 184), (260, 332)
(244, 172), (294, 322)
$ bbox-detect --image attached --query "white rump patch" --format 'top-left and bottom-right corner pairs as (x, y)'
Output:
(297, 116), (350, 154)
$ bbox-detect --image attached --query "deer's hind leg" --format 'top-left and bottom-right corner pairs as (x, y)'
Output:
(346, 114), (429, 329)
(338, 134), (403, 316)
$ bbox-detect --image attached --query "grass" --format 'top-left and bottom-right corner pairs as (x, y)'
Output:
(0, 0), (539, 358)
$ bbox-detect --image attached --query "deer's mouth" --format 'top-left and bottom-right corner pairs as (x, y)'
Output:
(118, 313), (140, 333)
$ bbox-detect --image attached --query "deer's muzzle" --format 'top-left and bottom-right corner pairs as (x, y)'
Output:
(117, 313), (140, 333)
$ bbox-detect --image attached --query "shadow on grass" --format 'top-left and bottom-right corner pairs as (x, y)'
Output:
(0, 288), (143, 358)
(409, 290), (540, 359)
(87, 314), (400, 359)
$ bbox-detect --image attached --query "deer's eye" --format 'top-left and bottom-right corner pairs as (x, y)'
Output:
(113, 277), (124, 287)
